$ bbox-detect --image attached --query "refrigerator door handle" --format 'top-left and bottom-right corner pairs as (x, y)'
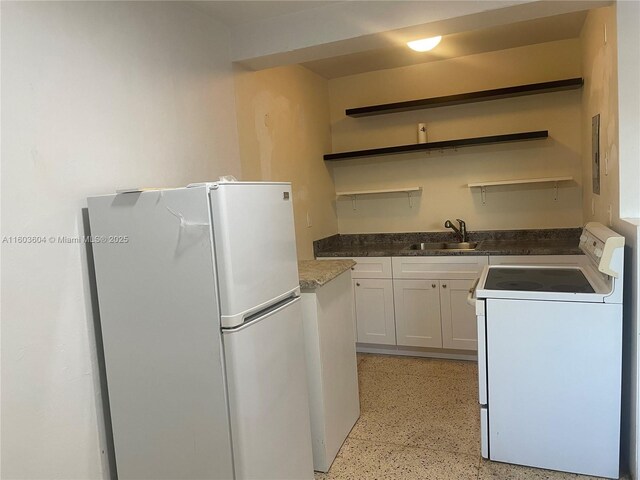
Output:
(221, 286), (301, 328)
(224, 296), (300, 332)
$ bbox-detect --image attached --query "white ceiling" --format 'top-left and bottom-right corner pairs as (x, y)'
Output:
(189, 2), (592, 78)
(301, 10), (588, 78)
(190, 1), (340, 27)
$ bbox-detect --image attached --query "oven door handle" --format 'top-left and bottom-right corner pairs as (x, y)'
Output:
(467, 277), (480, 306)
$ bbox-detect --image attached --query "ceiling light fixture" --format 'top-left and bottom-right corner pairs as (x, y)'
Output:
(407, 35), (442, 52)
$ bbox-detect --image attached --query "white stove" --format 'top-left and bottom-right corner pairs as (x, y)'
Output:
(471, 222), (625, 479)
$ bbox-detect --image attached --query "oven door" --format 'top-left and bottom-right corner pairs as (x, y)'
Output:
(485, 298), (622, 478)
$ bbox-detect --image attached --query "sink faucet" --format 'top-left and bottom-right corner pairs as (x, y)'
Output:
(444, 219), (468, 243)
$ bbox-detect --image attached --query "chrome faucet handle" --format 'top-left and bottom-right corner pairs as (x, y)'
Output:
(455, 219), (468, 242)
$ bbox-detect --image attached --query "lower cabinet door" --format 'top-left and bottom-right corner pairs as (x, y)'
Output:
(440, 279), (478, 350)
(394, 279), (442, 348)
(353, 278), (396, 345)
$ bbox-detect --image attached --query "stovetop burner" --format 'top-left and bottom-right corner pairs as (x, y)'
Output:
(496, 281), (544, 291)
(551, 284), (594, 293)
(541, 270), (575, 276)
(485, 268), (595, 293)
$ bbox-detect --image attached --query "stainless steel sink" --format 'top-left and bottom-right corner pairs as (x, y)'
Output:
(409, 242), (478, 251)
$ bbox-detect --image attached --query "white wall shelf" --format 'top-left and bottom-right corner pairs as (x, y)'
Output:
(468, 176), (573, 204)
(336, 187), (422, 210)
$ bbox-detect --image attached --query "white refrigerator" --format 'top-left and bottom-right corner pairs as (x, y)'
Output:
(88, 182), (314, 480)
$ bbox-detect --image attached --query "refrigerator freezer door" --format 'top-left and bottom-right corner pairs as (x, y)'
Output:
(223, 297), (314, 480)
(88, 187), (234, 480)
(210, 183), (300, 328)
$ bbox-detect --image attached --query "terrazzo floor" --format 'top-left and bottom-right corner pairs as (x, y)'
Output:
(314, 353), (623, 480)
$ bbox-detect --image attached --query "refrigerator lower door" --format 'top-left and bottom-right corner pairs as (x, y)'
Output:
(223, 297), (314, 480)
(209, 183), (300, 328)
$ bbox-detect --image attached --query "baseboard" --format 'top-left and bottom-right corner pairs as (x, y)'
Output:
(356, 343), (477, 361)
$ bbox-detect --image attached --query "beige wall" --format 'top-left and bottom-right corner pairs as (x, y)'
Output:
(1, 2), (241, 478)
(328, 39), (584, 233)
(580, 6), (619, 226)
(616, 1), (640, 475)
(616, 2), (640, 219)
(234, 65), (338, 259)
(581, 5), (640, 477)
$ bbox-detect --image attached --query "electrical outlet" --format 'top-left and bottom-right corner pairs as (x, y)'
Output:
(608, 205), (612, 226)
(306, 211), (312, 228)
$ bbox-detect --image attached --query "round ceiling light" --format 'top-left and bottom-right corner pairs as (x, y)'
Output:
(407, 36), (442, 52)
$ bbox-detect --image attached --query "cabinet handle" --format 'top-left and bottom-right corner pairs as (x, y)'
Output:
(442, 284), (447, 288)
(356, 282), (360, 287)
(432, 283), (436, 288)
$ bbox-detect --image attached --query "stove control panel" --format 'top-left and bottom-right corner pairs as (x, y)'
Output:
(580, 223), (625, 277)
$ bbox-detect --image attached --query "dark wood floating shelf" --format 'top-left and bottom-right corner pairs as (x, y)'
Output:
(323, 130), (548, 161)
(346, 78), (583, 117)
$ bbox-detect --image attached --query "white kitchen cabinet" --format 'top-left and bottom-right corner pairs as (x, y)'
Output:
(353, 278), (396, 345)
(326, 256), (484, 350)
(440, 279), (477, 350)
(392, 257), (486, 351)
(394, 280), (442, 348)
(319, 257), (395, 346)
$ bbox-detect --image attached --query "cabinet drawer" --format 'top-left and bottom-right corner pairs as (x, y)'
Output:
(351, 257), (392, 278)
(319, 256), (392, 279)
(392, 256), (488, 280)
(489, 255), (584, 266)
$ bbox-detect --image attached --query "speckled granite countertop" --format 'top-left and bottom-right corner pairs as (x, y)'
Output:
(298, 259), (356, 289)
(313, 228), (583, 257)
